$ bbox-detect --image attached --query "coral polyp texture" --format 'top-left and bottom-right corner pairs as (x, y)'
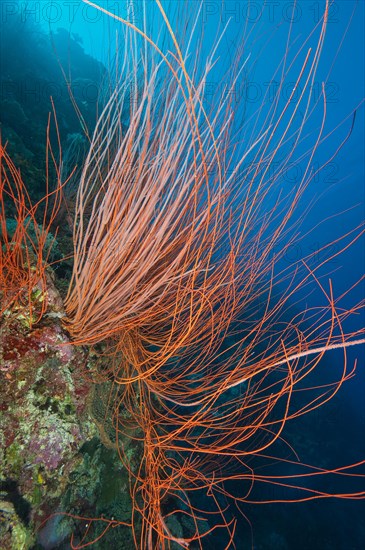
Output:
(1, 0), (364, 549)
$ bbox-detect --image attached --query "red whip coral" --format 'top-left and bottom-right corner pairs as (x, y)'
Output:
(62, 1), (365, 548)
(0, 116), (63, 327)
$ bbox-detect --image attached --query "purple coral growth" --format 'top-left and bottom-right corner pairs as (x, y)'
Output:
(29, 424), (67, 470)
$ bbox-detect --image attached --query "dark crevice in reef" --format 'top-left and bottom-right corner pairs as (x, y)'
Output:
(0, 478), (32, 527)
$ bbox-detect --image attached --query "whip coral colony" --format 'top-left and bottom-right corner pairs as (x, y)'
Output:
(60, 0), (365, 547)
(0, 112), (63, 327)
(1, 0), (364, 548)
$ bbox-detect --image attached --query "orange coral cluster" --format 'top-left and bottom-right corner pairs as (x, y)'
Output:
(0, 116), (63, 327)
(61, 1), (365, 548)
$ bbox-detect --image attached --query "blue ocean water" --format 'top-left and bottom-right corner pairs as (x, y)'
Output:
(1, 0), (364, 548)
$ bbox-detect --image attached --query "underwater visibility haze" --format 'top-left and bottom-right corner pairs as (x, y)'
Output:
(0, 0), (364, 549)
